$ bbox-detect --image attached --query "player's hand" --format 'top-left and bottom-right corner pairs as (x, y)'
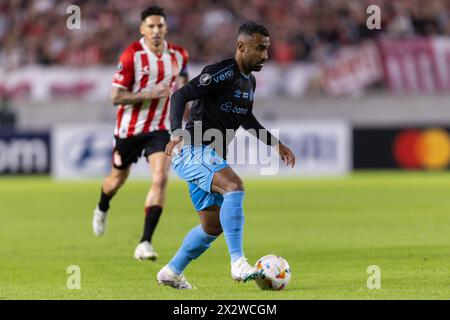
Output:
(275, 143), (296, 168)
(147, 83), (171, 99)
(165, 136), (183, 157)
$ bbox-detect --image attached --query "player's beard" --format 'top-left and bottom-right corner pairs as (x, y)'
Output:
(153, 39), (162, 47)
(248, 58), (265, 72)
(252, 64), (263, 71)
(151, 36), (164, 48)
(251, 62), (265, 72)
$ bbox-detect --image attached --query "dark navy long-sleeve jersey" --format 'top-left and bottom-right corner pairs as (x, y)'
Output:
(170, 57), (278, 158)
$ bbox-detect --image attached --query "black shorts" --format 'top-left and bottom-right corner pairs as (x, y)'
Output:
(113, 130), (170, 169)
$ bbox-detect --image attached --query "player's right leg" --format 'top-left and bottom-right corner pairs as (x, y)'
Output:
(157, 150), (225, 289)
(134, 149), (171, 261)
(211, 167), (261, 282)
(93, 164), (131, 236)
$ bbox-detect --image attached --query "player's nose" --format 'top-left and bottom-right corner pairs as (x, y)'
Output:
(261, 51), (268, 61)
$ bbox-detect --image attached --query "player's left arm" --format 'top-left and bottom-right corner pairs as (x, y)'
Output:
(241, 113), (296, 168)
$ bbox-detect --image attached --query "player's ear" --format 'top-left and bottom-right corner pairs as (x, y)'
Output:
(139, 22), (145, 36)
(237, 40), (246, 53)
(163, 18), (168, 33)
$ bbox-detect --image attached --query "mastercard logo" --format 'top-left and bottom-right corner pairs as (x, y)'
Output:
(393, 128), (450, 169)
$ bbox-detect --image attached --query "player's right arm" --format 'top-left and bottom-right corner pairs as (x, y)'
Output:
(111, 46), (170, 106)
(111, 84), (170, 106)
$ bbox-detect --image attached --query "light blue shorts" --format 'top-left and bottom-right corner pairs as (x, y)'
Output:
(172, 145), (228, 211)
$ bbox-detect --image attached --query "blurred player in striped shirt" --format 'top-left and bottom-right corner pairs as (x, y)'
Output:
(92, 6), (189, 261)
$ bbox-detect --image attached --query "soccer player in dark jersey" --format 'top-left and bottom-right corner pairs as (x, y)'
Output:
(92, 6), (189, 261)
(157, 22), (296, 289)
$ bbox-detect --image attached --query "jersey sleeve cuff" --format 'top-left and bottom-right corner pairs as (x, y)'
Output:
(112, 83), (128, 90)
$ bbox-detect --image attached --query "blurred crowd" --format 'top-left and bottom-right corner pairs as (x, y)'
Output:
(1, 0), (450, 69)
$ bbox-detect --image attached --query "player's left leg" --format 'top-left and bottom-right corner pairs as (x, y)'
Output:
(211, 167), (262, 281)
(134, 150), (171, 261)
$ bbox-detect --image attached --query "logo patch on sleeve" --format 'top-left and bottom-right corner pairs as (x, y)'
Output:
(199, 73), (211, 86)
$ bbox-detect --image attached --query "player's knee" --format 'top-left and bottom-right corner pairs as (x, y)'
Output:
(152, 172), (168, 189)
(203, 224), (222, 237)
(224, 177), (244, 193)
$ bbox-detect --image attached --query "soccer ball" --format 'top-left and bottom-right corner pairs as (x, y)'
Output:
(254, 255), (291, 290)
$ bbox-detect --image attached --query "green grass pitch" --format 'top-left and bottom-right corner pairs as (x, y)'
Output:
(1, 172), (450, 299)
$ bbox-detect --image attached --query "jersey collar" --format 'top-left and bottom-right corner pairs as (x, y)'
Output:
(140, 38), (168, 58)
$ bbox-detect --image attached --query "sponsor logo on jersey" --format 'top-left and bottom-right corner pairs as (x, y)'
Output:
(221, 101), (232, 112)
(231, 106), (248, 115)
(212, 68), (234, 84)
(220, 101), (248, 115)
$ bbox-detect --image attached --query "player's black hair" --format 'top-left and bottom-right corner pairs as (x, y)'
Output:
(238, 21), (269, 37)
(141, 6), (166, 21)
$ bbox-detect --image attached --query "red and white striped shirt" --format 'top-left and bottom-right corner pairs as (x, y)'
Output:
(112, 38), (188, 138)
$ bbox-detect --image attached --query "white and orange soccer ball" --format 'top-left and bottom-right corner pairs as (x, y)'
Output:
(254, 255), (291, 290)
